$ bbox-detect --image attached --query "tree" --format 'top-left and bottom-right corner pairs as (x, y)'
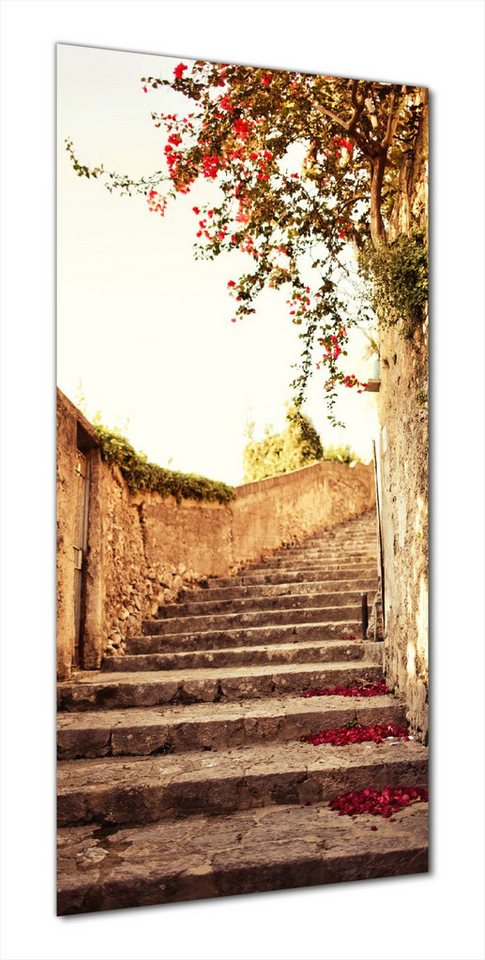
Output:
(243, 406), (323, 482)
(67, 60), (425, 423)
(243, 405), (360, 482)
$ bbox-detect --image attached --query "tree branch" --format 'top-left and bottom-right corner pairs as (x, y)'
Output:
(381, 85), (405, 149)
(347, 80), (367, 134)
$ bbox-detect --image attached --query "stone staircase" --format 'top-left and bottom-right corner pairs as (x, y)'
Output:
(57, 510), (428, 915)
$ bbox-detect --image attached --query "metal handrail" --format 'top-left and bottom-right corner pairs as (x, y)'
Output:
(372, 439), (385, 634)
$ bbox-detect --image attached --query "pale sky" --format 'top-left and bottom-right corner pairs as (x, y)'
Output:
(57, 43), (378, 484)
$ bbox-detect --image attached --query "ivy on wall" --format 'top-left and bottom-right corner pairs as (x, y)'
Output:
(358, 231), (428, 332)
(95, 425), (235, 504)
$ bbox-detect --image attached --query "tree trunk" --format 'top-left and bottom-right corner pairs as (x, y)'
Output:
(369, 154), (387, 248)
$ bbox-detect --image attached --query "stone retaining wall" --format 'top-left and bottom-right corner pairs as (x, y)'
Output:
(57, 390), (375, 679)
(377, 90), (429, 739)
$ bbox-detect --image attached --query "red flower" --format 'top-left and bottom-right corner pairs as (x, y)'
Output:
(340, 137), (353, 154)
(192, 206), (200, 215)
(146, 190), (167, 217)
(202, 155), (220, 179)
(303, 680), (389, 699)
(329, 785), (428, 818)
(227, 280), (236, 288)
(303, 722), (409, 747)
(234, 118), (250, 140)
(168, 133), (182, 146)
(174, 63), (188, 80)
(236, 199), (250, 223)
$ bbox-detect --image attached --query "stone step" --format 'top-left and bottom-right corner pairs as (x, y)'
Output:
(287, 538), (376, 549)
(290, 531), (375, 541)
(288, 537), (377, 560)
(255, 550), (376, 564)
(157, 588), (369, 619)
(240, 567), (376, 580)
(57, 660), (382, 712)
(57, 693), (404, 759)
(207, 569), (378, 588)
(180, 577), (378, 603)
(261, 556), (376, 568)
(144, 603), (361, 636)
(304, 523), (377, 547)
(57, 800), (428, 914)
(132, 619), (361, 652)
(243, 561), (377, 575)
(57, 739), (428, 827)
(102, 638), (370, 673)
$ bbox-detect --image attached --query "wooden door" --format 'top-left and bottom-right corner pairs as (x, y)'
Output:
(73, 452), (90, 666)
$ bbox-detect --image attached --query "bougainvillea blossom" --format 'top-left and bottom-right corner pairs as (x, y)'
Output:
(173, 63), (188, 80)
(68, 62), (425, 422)
(303, 722), (410, 747)
(329, 785), (428, 818)
(302, 680), (389, 698)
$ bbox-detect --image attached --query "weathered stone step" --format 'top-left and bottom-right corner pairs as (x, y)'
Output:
(158, 588), (368, 619)
(286, 548), (375, 560)
(58, 661), (382, 711)
(102, 638), (369, 673)
(259, 556), (376, 568)
(208, 569), (378, 587)
(57, 693), (404, 759)
(180, 577), (377, 603)
(133, 619), (361, 652)
(144, 603), (361, 636)
(246, 557), (376, 570)
(57, 799), (428, 914)
(246, 565), (376, 578)
(286, 538), (376, 549)
(57, 739), (428, 827)
(256, 550), (376, 563)
(298, 535), (376, 548)
(292, 529), (375, 538)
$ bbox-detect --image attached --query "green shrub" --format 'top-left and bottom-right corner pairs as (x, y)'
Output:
(359, 231), (428, 330)
(243, 407), (359, 482)
(320, 444), (360, 465)
(95, 425), (235, 504)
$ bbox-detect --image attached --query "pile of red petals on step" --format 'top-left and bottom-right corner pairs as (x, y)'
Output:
(303, 680), (389, 698)
(303, 722), (409, 747)
(329, 785), (428, 818)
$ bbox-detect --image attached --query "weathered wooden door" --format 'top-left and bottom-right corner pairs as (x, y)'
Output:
(73, 452), (90, 666)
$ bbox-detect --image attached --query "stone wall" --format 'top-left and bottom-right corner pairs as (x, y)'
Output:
(377, 90), (429, 739)
(57, 392), (86, 680)
(233, 461), (375, 566)
(57, 390), (375, 680)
